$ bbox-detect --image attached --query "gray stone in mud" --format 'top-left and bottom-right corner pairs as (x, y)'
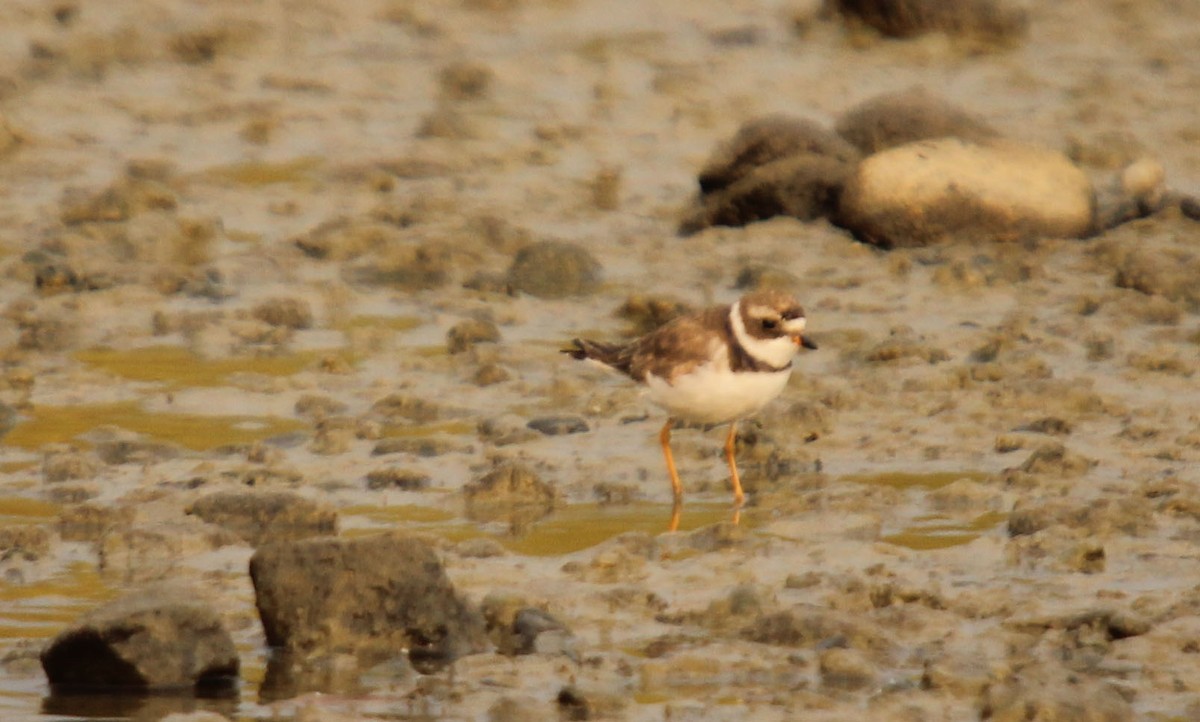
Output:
(838, 138), (1095, 248)
(980, 662), (1133, 722)
(526, 415), (589, 436)
(249, 532), (487, 673)
(187, 490), (337, 546)
(40, 583), (238, 691)
(695, 115), (860, 195)
(835, 87), (999, 154)
(506, 241), (601, 299)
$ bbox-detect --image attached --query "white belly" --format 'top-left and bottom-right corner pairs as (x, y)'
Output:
(644, 365), (791, 424)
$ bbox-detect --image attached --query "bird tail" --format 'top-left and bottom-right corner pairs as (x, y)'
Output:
(562, 338), (624, 367)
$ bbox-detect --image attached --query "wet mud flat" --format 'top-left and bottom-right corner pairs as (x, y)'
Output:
(1, 0), (1200, 720)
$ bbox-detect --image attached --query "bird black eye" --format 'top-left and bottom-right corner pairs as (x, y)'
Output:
(762, 318), (778, 330)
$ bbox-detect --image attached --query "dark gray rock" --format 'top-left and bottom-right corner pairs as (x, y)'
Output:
(835, 87), (999, 154)
(526, 415), (589, 436)
(187, 490), (337, 546)
(695, 115), (859, 194)
(40, 583), (239, 692)
(249, 532), (487, 673)
(506, 241), (601, 299)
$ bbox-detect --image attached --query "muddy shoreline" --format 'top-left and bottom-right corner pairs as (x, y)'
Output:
(2, 0), (1200, 720)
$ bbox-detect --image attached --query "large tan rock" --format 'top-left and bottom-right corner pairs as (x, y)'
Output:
(838, 138), (1096, 248)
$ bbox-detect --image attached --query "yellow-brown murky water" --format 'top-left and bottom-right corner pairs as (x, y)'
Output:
(840, 470), (991, 490)
(342, 501), (743, 555)
(3, 401), (307, 451)
(840, 471), (1006, 550)
(75, 346), (349, 388)
(882, 511), (1009, 551)
(0, 562), (116, 640)
(200, 157), (323, 187)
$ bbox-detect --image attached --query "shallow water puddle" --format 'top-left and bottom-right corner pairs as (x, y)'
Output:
(339, 314), (424, 332)
(882, 511), (1008, 551)
(841, 471), (1006, 550)
(341, 501), (741, 555)
(840, 470), (990, 490)
(0, 496), (58, 526)
(0, 561), (117, 639)
(3, 401), (307, 451)
(201, 156), (323, 186)
(75, 345), (349, 388)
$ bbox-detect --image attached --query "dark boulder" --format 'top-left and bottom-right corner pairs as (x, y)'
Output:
(249, 532), (487, 673)
(40, 583), (238, 692)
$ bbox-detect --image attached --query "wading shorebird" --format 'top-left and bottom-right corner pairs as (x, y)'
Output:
(565, 290), (816, 526)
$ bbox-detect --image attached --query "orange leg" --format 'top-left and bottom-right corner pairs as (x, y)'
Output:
(660, 419), (683, 500)
(724, 421), (745, 507)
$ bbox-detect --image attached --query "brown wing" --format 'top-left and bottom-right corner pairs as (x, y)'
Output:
(625, 305), (728, 383)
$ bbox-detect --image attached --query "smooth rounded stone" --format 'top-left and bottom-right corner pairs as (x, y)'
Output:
(502, 608), (578, 658)
(1016, 442), (1095, 478)
(249, 532), (487, 673)
(463, 461), (559, 525)
(364, 467), (431, 490)
(526, 415), (589, 436)
(505, 241), (601, 298)
(838, 138), (1096, 248)
(251, 297), (314, 329)
(819, 647), (876, 690)
(40, 582), (238, 692)
(695, 115), (860, 195)
(980, 662), (1133, 722)
(834, 87), (999, 154)
(828, 0), (1028, 41)
(186, 490), (337, 546)
(680, 153), (853, 235)
(447, 317), (501, 354)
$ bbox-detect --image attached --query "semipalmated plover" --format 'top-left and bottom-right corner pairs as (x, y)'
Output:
(565, 290), (816, 513)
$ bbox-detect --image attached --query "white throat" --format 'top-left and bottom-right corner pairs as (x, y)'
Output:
(729, 301), (800, 370)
